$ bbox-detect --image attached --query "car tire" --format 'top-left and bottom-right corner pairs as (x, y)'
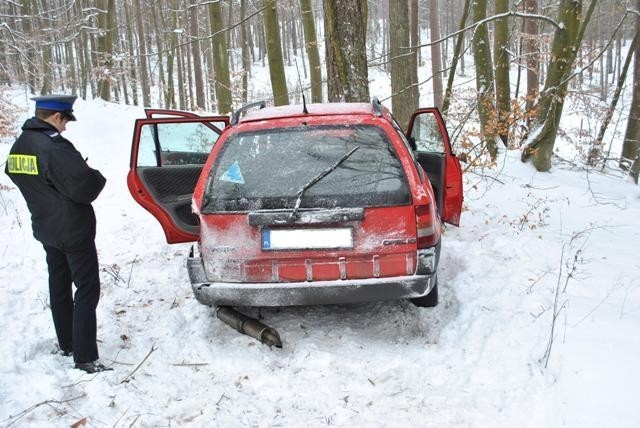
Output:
(410, 276), (439, 308)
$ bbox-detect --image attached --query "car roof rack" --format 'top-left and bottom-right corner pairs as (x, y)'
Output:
(230, 101), (267, 125)
(371, 97), (383, 117)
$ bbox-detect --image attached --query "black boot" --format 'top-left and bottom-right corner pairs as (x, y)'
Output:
(75, 361), (113, 373)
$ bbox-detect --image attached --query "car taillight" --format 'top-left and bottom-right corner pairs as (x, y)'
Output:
(415, 204), (437, 248)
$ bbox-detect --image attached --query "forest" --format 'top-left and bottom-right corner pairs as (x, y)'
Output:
(1, 0), (639, 180)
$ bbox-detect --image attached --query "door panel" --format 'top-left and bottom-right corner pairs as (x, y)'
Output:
(129, 114), (229, 243)
(406, 108), (463, 226)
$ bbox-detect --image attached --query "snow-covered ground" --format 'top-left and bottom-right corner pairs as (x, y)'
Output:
(1, 88), (639, 427)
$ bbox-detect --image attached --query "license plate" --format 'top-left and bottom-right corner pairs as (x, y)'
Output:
(262, 228), (353, 250)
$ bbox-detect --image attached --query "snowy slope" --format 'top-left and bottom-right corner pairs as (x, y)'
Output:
(1, 91), (640, 427)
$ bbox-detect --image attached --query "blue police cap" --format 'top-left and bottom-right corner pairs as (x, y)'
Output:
(31, 95), (77, 121)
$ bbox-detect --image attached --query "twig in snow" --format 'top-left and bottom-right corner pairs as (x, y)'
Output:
(1, 395), (85, 427)
(572, 282), (619, 327)
(126, 255), (137, 288)
(111, 408), (129, 428)
(172, 362), (209, 367)
(120, 343), (158, 384)
(541, 226), (602, 367)
(128, 415), (140, 428)
(216, 393), (229, 406)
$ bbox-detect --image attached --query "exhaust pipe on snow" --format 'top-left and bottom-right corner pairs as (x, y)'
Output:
(216, 306), (283, 348)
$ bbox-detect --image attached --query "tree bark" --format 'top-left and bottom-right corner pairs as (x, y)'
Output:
(210, 0), (233, 113)
(240, 0), (251, 103)
(523, 0), (597, 171)
(263, 0), (289, 106)
(189, 1), (205, 110)
(389, 0), (419, 129)
(590, 32), (639, 166)
(622, 1), (640, 180)
(96, 0), (116, 101)
(493, 0), (511, 145)
(523, 0), (540, 124)
(442, 0), (471, 115)
(471, 0), (498, 160)
(429, 0), (444, 109)
(134, 0), (151, 106)
(300, 0), (323, 102)
(323, 0), (369, 102)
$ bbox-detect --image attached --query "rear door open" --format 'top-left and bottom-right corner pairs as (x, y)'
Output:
(406, 108), (463, 226)
(128, 111), (229, 243)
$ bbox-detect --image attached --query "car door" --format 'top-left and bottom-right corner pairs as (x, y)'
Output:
(406, 108), (463, 226)
(128, 111), (229, 243)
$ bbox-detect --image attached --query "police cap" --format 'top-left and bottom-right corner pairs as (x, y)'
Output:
(31, 94), (77, 121)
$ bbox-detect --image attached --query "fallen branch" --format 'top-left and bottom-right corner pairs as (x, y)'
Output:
(172, 362), (209, 367)
(2, 395), (85, 427)
(120, 343), (158, 384)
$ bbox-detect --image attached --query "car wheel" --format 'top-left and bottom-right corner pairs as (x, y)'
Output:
(410, 275), (438, 308)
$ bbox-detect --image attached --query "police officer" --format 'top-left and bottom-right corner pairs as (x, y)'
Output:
(5, 95), (111, 374)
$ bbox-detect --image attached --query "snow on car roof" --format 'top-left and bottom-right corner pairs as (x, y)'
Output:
(238, 102), (380, 123)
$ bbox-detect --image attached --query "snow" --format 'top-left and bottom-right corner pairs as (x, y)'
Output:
(1, 89), (640, 428)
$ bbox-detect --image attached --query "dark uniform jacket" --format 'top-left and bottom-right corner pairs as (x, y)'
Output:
(5, 117), (106, 251)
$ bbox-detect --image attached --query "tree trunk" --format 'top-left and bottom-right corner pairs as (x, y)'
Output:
(428, 0), (443, 109)
(124, 0), (138, 105)
(323, 0), (369, 102)
(240, 0), (251, 103)
(590, 32), (639, 166)
(189, 1), (205, 110)
(442, 0), (471, 115)
(389, 0), (419, 129)
(410, 0), (420, 88)
(493, 0), (511, 145)
(96, 0), (115, 101)
(263, 0), (289, 106)
(134, 0), (151, 106)
(210, 0), (233, 114)
(166, 0), (179, 109)
(523, 0), (597, 171)
(523, 0), (540, 124)
(177, 40), (186, 110)
(152, 3), (166, 108)
(471, 0), (498, 160)
(300, 0), (323, 102)
(622, 1), (640, 179)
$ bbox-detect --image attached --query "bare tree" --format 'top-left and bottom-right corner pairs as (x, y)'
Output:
(429, 0), (444, 109)
(523, 0), (540, 124)
(522, 0), (598, 171)
(264, 0), (289, 106)
(210, 0), (233, 113)
(323, 0), (369, 102)
(189, 1), (205, 109)
(134, 0), (151, 107)
(494, 0), (511, 145)
(389, 0), (419, 129)
(471, 0), (498, 160)
(623, 0), (640, 182)
(300, 0), (322, 102)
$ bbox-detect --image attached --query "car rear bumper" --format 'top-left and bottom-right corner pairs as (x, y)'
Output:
(187, 255), (435, 307)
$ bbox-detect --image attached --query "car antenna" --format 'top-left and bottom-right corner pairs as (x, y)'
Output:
(294, 57), (309, 114)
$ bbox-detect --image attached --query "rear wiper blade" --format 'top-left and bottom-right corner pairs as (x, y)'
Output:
(289, 145), (360, 221)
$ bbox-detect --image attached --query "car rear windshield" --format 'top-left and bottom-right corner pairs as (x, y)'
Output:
(201, 125), (411, 212)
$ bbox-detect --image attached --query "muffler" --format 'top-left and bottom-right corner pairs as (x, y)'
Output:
(216, 306), (283, 348)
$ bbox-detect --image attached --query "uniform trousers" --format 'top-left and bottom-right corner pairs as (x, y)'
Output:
(43, 242), (100, 364)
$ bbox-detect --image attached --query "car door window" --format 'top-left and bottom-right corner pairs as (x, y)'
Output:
(137, 121), (226, 167)
(412, 113), (446, 153)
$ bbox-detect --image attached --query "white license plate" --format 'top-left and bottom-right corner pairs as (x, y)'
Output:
(262, 228), (353, 250)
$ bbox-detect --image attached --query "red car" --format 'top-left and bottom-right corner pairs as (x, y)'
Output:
(128, 99), (462, 309)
